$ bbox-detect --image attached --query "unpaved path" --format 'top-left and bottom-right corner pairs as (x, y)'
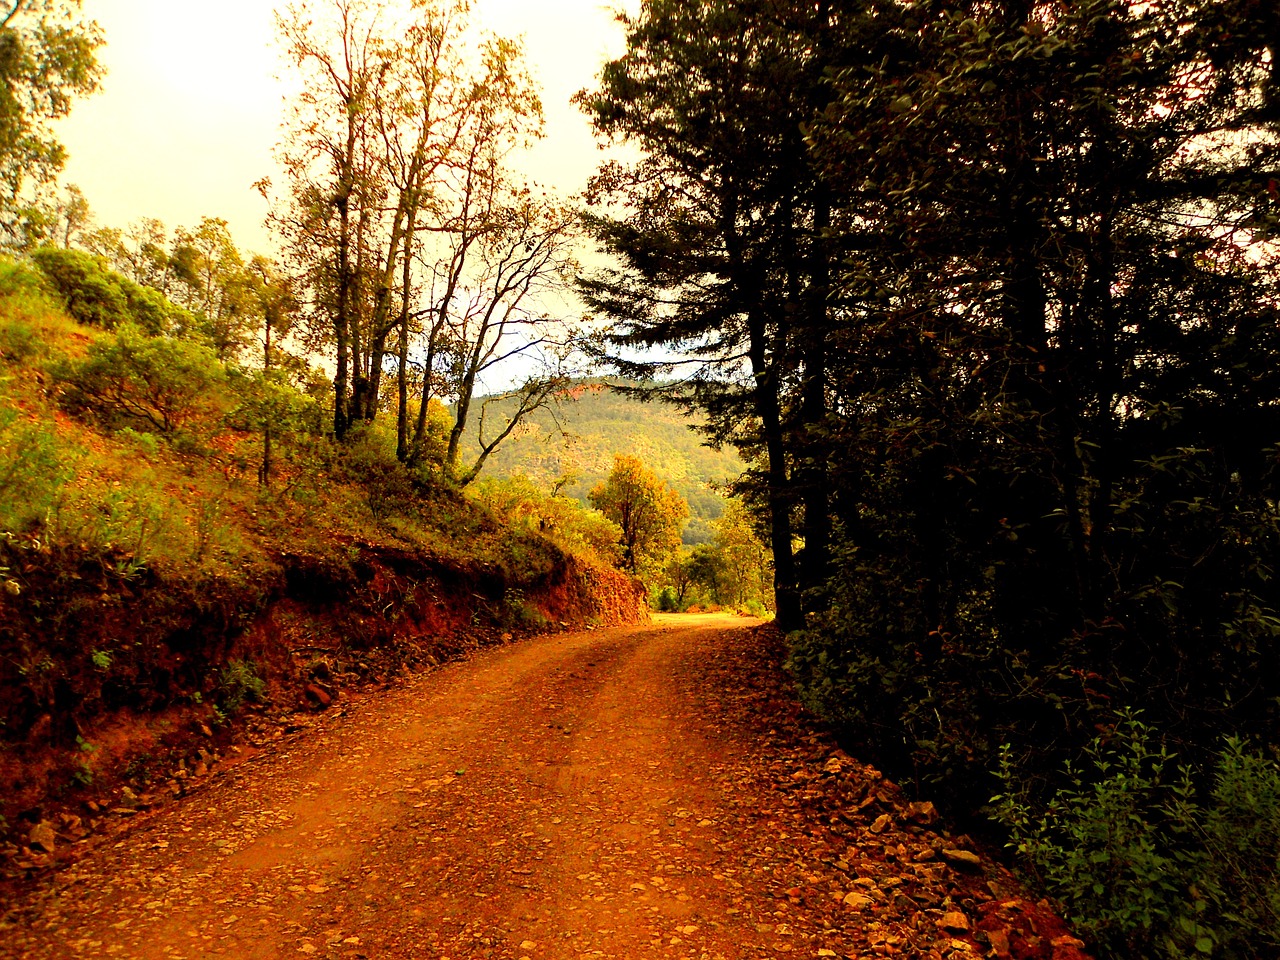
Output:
(1, 614), (1079, 960)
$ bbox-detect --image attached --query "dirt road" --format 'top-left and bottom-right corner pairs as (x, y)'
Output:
(1, 614), (1067, 960)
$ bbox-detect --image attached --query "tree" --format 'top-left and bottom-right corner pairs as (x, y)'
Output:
(776, 0), (1280, 810)
(274, 0), (393, 439)
(273, 0), (578, 482)
(434, 191), (582, 486)
(83, 217), (173, 293)
(583, 0), (1280, 863)
(589, 454), (687, 576)
(245, 255), (299, 485)
(577, 0), (844, 628)
(0, 0), (101, 246)
(168, 217), (259, 361)
(46, 182), (88, 247)
(709, 499), (772, 611)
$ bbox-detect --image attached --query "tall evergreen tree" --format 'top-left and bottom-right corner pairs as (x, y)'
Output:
(578, 0), (851, 628)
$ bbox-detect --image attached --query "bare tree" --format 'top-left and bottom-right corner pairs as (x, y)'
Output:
(271, 0), (583, 487)
(274, 0), (386, 439)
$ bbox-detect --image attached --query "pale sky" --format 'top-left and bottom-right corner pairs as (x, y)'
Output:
(56, 0), (631, 256)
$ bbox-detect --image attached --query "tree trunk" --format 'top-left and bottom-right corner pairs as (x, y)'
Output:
(747, 303), (803, 631)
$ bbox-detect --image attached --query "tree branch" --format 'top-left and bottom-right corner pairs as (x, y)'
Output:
(0, 1), (25, 32)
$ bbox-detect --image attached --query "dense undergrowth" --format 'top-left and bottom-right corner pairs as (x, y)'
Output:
(0, 254), (645, 829)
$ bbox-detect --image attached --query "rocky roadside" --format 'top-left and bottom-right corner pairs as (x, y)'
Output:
(687, 625), (1092, 960)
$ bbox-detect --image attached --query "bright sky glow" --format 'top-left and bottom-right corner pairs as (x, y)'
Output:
(57, 0), (630, 255)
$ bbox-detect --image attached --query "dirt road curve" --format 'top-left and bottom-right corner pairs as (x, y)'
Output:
(1, 614), (1034, 960)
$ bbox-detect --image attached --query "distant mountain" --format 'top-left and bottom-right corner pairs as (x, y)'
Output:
(462, 381), (744, 544)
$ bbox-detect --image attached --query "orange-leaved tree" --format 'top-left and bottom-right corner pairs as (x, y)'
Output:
(589, 454), (687, 577)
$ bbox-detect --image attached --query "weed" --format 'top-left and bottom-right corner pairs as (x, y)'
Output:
(217, 659), (266, 713)
(115, 427), (161, 458)
(0, 315), (40, 363)
(90, 649), (111, 671)
(54, 481), (171, 575)
(0, 407), (74, 534)
(192, 499), (224, 564)
(993, 713), (1280, 959)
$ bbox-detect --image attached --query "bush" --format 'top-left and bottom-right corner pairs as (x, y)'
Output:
(656, 585), (680, 612)
(30, 247), (192, 335)
(342, 423), (419, 523)
(0, 258), (68, 363)
(0, 407), (74, 534)
(56, 322), (227, 434)
(993, 715), (1280, 960)
(0, 314), (41, 363)
(0, 257), (50, 300)
(217, 659), (266, 712)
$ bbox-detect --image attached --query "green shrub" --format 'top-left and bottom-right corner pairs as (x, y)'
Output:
(217, 659), (266, 712)
(0, 407), (74, 533)
(31, 247), (131, 329)
(1196, 739), (1280, 958)
(0, 258), (76, 363)
(342, 423), (419, 523)
(30, 247), (193, 335)
(0, 257), (50, 299)
(0, 314), (40, 362)
(114, 427), (161, 459)
(56, 322), (227, 434)
(993, 715), (1280, 960)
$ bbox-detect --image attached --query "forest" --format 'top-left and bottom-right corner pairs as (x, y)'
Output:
(577, 1), (1280, 957)
(1, 0), (1279, 957)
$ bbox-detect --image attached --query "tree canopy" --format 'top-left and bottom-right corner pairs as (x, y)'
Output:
(271, 0), (582, 487)
(0, 0), (101, 247)
(582, 8), (1280, 948)
(589, 454), (687, 577)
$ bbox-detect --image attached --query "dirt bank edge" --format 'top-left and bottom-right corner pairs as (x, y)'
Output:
(0, 536), (647, 879)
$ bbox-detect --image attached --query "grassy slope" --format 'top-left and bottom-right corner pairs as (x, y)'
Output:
(0, 270), (644, 843)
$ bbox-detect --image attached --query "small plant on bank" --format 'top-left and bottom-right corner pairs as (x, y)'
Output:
(217, 659), (267, 713)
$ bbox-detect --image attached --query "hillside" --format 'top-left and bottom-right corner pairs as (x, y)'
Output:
(462, 381), (745, 543)
(0, 257), (646, 854)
